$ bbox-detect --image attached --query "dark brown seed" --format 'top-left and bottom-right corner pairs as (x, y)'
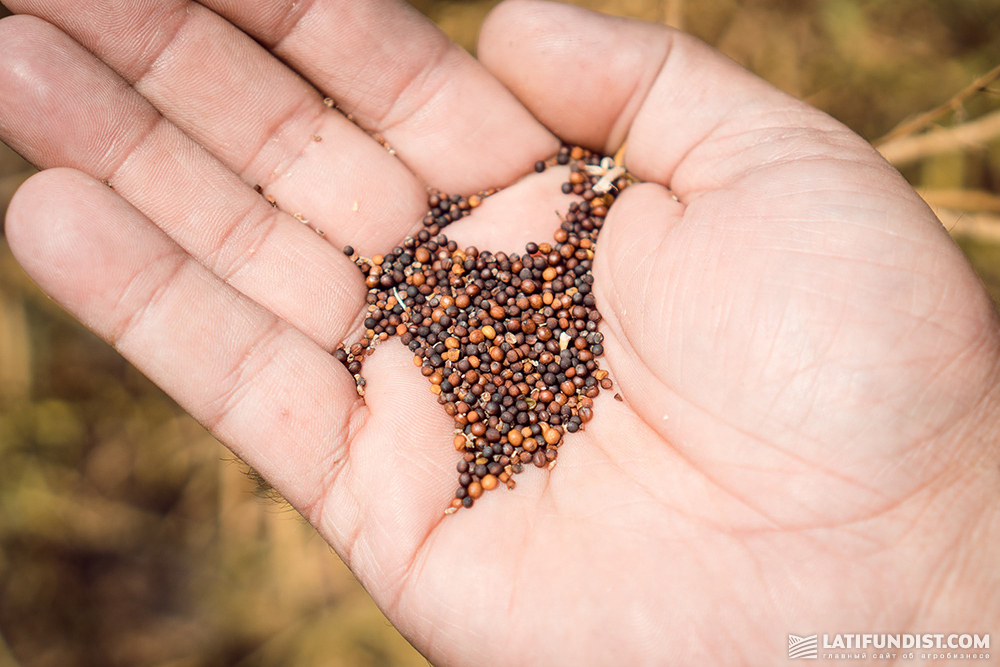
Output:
(532, 450), (547, 468)
(342, 146), (618, 512)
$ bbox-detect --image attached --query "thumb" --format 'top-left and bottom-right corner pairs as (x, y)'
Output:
(477, 0), (865, 196)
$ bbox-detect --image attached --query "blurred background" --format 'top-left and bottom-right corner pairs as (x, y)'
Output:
(1, 0), (999, 665)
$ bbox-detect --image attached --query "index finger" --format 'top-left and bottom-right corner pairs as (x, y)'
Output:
(200, 0), (560, 192)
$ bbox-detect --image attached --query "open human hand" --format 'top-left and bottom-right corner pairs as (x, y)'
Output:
(1, 0), (999, 664)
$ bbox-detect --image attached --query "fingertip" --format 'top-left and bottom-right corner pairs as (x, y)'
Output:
(6, 167), (93, 263)
(0, 14), (78, 118)
(478, 0), (670, 153)
(6, 168), (155, 317)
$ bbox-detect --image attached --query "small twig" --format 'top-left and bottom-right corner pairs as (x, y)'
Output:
(929, 205), (1000, 244)
(877, 108), (1000, 166)
(919, 189), (1000, 214)
(874, 62), (1000, 147)
(593, 166), (627, 194)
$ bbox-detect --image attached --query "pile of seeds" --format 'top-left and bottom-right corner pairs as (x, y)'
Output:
(334, 145), (630, 513)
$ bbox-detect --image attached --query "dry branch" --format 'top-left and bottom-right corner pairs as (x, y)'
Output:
(877, 108), (1000, 166)
(931, 205), (1000, 245)
(875, 62), (1000, 147)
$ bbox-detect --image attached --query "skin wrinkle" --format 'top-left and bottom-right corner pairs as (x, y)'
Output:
(685, 146), (883, 204)
(122, 0), (191, 87)
(235, 88), (323, 187)
(605, 292), (892, 527)
(688, 244), (920, 454)
(710, 231), (745, 372)
(906, 333), (1000, 449)
(826, 414), (985, 552)
(558, 493), (680, 528)
(598, 328), (790, 532)
(580, 423), (673, 509)
(748, 287), (805, 430)
(201, 203), (281, 282)
(502, 523), (531, 647)
(108, 244), (189, 346)
(634, 100), (728, 199)
(335, 35), (405, 119)
(368, 37), (452, 133)
(657, 215), (989, 452)
(637, 224), (675, 353)
(860, 318), (995, 438)
(759, 240), (955, 277)
(332, 458), (364, 571)
(889, 471), (968, 549)
(417, 586), (483, 662)
(253, 0), (320, 51)
(556, 449), (741, 540)
(736, 548), (785, 666)
(601, 40), (661, 155)
(298, 402), (362, 526)
(273, 1), (449, 131)
(388, 513), (443, 618)
(905, 517), (977, 634)
(0, 0), (190, 86)
(197, 314), (289, 432)
(100, 104), (167, 185)
(840, 465), (960, 550)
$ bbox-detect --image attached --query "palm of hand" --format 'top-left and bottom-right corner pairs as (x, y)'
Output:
(1, 1), (997, 665)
